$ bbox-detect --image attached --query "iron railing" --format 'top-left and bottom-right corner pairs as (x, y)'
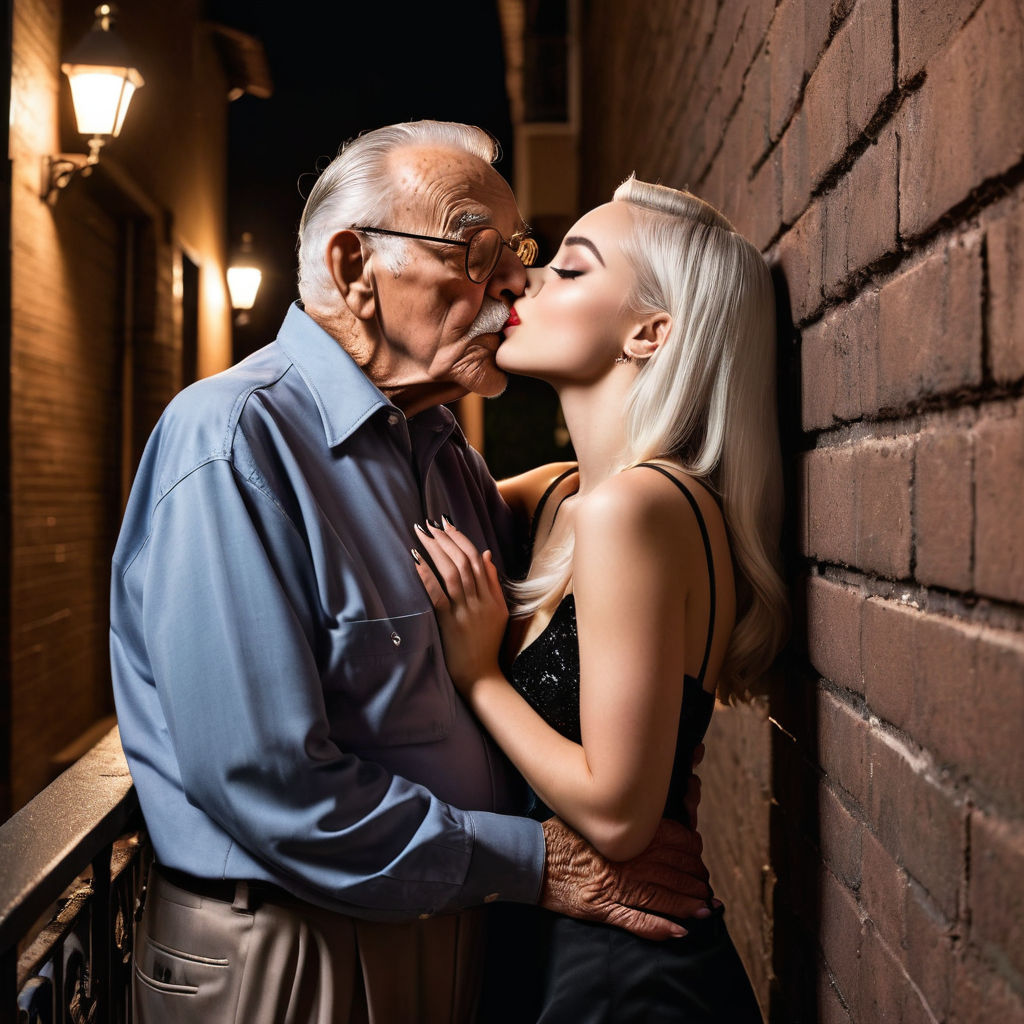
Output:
(0, 727), (147, 1024)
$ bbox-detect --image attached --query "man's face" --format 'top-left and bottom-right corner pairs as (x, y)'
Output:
(365, 145), (528, 404)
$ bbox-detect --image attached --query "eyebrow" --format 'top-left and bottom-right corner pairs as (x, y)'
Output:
(563, 235), (606, 266)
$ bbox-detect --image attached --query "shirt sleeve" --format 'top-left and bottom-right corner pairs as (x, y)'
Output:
(127, 456), (544, 919)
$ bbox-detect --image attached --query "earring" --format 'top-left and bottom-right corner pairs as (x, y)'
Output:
(614, 353), (634, 365)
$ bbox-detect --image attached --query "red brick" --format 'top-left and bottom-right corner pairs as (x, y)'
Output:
(904, 881), (956, 1021)
(804, 0), (894, 190)
(856, 439), (913, 579)
(819, 780), (862, 889)
(898, 0), (985, 84)
(822, 128), (899, 298)
(776, 199), (824, 322)
(898, 0), (1024, 238)
(817, 975), (852, 1024)
(768, 0), (831, 141)
(971, 629), (1024, 812)
(877, 234), (984, 411)
(971, 810), (1024, 980)
(806, 576), (864, 693)
(801, 318), (839, 431)
(820, 865), (864, 1014)
(748, 145), (782, 252)
(858, 924), (937, 1024)
(950, 950), (1024, 1023)
(861, 827), (907, 952)
(974, 403), (1024, 603)
(863, 598), (1024, 812)
(804, 444), (857, 565)
(809, 289), (881, 427)
(912, 612), (983, 763)
(781, 107), (810, 225)
(914, 427), (973, 591)
(867, 731), (966, 918)
(985, 194), (1024, 384)
(861, 597), (918, 731)
(818, 688), (869, 808)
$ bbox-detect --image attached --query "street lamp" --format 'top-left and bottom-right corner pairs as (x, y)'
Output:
(227, 233), (263, 323)
(42, 4), (145, 204)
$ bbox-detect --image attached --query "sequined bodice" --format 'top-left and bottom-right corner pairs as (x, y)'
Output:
(507, 593), (715, 825)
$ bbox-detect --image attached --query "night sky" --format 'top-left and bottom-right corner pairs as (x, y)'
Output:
(207, 1), (514, 356)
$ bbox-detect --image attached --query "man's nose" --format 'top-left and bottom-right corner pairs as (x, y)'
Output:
(486, 245), (528, 300)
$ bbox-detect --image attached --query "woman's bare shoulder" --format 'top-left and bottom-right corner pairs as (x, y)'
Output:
(498, 461), (578, 519)
(578, 463), (723, 548)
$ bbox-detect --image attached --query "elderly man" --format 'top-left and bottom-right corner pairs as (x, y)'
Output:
(111, 121), (710, 1023)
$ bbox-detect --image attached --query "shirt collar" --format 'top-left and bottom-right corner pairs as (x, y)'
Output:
(274, 302), (465, 449)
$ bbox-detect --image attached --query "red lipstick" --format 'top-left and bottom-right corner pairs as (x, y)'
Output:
(505, 306), (520, 327)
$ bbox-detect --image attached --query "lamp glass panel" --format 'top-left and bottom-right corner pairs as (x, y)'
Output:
(67, 69), (137, 136)
(227, 267), (262, 310)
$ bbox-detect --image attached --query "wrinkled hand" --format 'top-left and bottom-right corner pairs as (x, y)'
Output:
(412, 519), (509, 692)
(540, 817), (713, 940)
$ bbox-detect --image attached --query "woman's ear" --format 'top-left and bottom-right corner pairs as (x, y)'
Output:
(327, 230), (376, 320)
(625, 312), (672, 361)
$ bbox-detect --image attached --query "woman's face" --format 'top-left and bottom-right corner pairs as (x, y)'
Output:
(496, 201), (641, 384)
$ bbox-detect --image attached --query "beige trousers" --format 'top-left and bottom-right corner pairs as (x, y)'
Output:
(133, 867), (486, 1024)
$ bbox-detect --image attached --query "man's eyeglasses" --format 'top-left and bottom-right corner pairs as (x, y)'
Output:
(352, 224), (539, 283)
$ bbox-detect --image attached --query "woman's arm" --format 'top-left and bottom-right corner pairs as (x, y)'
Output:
(413, 472), (707, 862)
(497, 461), (578, 524)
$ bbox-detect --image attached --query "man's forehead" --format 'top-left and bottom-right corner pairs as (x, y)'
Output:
(387, 145), (521, 232)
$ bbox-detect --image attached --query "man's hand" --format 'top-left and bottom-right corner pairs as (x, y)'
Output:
(539, 817), (712, 940)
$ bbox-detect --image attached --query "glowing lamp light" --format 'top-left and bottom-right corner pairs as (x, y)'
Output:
(227, 267), (262, 311)
(42, 4), (145, 203)
(228, 233), (263, 317)
(64, 64), (143, 138)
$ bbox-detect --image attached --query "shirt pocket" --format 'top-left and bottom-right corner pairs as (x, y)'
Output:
(322, 609), (455, 749)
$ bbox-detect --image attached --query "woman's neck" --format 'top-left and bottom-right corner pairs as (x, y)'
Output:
(555, 368), (637, 493)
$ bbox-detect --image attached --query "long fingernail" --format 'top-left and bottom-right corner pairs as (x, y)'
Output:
(414, 523), (430, 537)
(442, 514), (456, 529)
(410, 548), (422, 564)
(427, 518), (441, 530)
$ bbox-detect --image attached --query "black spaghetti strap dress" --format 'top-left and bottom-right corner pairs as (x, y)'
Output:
(489, 463), (762, 1023)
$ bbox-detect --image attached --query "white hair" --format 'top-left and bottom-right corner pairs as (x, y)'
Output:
(510, 177), (789, 701)
(296, 120), (499, 308)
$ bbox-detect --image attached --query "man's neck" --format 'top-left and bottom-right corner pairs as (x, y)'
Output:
(305, 307), (463, 417)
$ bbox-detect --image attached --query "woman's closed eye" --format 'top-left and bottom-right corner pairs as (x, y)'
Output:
(551, 266), (584, 279)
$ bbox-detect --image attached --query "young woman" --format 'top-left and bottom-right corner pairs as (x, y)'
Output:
(412, 177), (788, 1022)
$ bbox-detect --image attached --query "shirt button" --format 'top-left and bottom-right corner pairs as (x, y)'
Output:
(483, 892), (500, 903)
(387, 412), (400, 426)
(390, 632), (402, 647)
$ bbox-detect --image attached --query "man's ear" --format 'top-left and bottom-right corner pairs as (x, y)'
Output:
(327, 230), (376, 320)
(624, 312), (672, 361)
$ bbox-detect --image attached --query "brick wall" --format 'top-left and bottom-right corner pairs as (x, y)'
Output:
(6, 0), (232, 810)
(580, 1), (1024, 1020)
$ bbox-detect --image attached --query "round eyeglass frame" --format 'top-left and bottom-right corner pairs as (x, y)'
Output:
(352, 224), (539, 283)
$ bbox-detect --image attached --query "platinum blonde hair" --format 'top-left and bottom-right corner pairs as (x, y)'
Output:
(511, 177), (788, 701)
(296, 121), (499, 308)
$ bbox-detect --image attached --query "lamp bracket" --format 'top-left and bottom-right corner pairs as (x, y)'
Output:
(41, 138), (104, 205)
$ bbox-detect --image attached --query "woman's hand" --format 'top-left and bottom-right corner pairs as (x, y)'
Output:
(411, 519), (509, 693)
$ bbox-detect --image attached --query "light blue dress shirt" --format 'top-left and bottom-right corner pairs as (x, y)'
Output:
(110, 303), (544, 920)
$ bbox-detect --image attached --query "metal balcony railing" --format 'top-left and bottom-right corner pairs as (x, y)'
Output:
(0, 727), (148, 1024)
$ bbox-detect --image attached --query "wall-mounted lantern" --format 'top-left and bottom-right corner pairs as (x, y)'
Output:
(42, 3), (145, 204)
(227, 233), (263, 323)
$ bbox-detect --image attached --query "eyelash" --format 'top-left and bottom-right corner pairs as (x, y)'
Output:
(551, 267), (583, 279)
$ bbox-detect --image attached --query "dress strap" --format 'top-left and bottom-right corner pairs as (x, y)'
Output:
(636, 463), (718, 686)
(528, 466), (580, 553)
